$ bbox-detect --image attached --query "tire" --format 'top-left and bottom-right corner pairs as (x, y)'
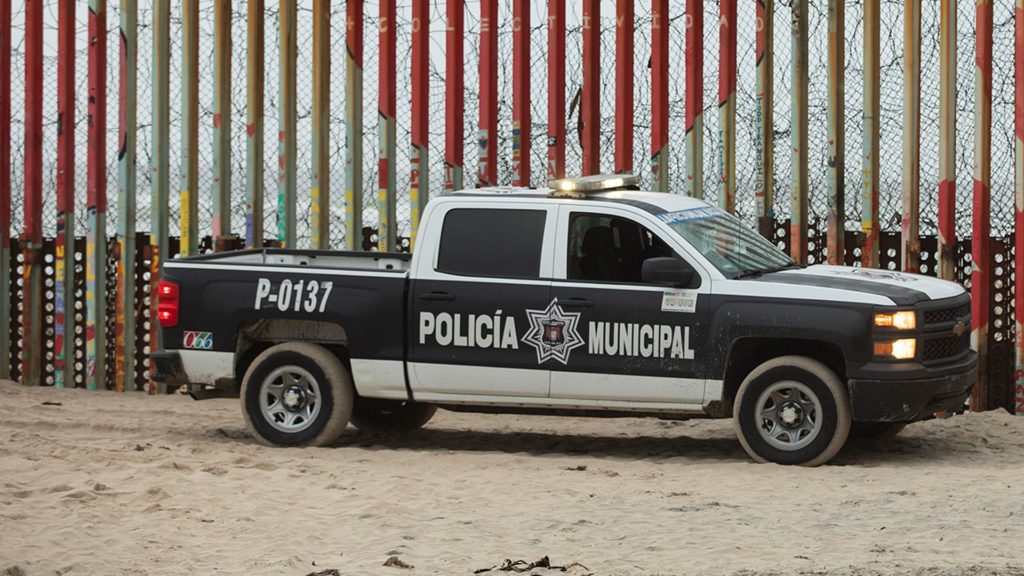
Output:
(240, 342), (354, 446)
(350, 398), (437, 432)
(733, 356), (852, 466)
(850, 421), (907, 440)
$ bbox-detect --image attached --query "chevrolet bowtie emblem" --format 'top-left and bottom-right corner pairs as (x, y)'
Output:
(953, 321), (966, 337)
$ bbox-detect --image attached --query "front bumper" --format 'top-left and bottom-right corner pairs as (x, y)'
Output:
(847, 352), (977, 422)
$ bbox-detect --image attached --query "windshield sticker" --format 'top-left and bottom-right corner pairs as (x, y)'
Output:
(661, 290), (697, 314)
(656, 206), (724, 225)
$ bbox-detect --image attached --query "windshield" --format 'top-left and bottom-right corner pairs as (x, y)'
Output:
(657, 206), (796, 279)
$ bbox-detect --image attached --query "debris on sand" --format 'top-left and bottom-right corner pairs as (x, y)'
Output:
(304, 570), (340, 576)
(383, 555), (414, 569)
(474, 556), (591, 574)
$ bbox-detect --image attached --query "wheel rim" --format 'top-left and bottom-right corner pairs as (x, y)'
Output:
(754, 380), (823, 451)
(259, 365), (322, 433)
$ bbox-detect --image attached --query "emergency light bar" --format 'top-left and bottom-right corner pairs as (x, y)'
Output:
(547, 173), (640, 198)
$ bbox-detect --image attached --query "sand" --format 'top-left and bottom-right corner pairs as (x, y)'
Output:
(1, 379), (1023, 576)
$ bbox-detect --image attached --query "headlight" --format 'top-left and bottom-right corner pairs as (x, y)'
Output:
(874, 338), (917, 360)
(874, 311), (916, 330)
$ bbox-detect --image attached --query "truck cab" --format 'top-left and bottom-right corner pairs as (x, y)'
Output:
(153, 174), (976, 466)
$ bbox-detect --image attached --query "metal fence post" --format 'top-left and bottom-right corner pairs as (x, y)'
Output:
(117, 0), (138, 392)
(718, 0), (737, 213)
(378, 0), (397, 250)
(790, 0), (808, 264)
(614, 0), (633, 175)
(582, 0), (600, 175)
(478, 0), (498, 187)
(973, 0), (993, 411)
(444, 0), (464, 192)
(56, 0), (76, 389)
(410, 0), (428, 248)
(685, 0), (703, 199)
(755, 0), (774, 239)
(21, 0), (43, 387)
(345, 0), (364, 247)
(547, 0), (566, 181)
(213, 0), (232, 251)
(902, 0), (921, 272)
(312, 0), (330, 249)
(862, 0), (880, 269)
(179, 0), (198, 257)
(87, 0), (108, 390)
(246, 0), (265, 249)
(278, 0), (297, 248)
(827, 0), (845, 265)
(0, 0), (10, 381)
(1015, 0), (1024, 416)
(513, 0), (532, 185)
(938, 0), (957, 280)
(150, 0), (170, 392)
(651, 0), (668, 192)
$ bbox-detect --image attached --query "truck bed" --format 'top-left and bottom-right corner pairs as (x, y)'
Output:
(175, 248), (412, 273)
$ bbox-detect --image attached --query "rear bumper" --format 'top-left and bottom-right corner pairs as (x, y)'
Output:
(150, 351), (189, 388)
(848, 353), (977, 422)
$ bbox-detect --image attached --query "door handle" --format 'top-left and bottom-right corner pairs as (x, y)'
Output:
(559, 298), (593, 308)
(419, 291), (456, 302)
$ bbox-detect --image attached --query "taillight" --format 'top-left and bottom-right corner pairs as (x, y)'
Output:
(157, 279), (180, 328)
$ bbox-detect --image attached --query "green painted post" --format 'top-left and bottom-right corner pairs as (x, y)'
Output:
(149, 0), (170, 392)
(179, 0), (199, 257)
(117, 0), (137, 392)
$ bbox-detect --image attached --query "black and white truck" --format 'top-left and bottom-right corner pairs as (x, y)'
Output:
(152, 175), (976, 466)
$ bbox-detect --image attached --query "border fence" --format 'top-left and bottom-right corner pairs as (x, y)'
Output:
(0, 0), (1022, 415)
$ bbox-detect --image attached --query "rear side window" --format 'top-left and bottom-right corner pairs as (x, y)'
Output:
(437, 208), (547, 278)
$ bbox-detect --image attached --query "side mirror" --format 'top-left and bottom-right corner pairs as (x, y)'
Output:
(641, 257), (696, 288)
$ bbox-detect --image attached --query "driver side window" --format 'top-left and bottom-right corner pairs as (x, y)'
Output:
(566, 212), (687, 284)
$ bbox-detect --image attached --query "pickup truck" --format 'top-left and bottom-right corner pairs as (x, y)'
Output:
(152, 174), (976, 466)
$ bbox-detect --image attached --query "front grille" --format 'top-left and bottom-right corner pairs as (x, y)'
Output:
(923, 332), (970, 362)
(924, 302), (970, 326)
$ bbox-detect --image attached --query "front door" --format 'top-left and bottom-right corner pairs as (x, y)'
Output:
(408, 203), (556, 401)
(549, 206), (710, 406)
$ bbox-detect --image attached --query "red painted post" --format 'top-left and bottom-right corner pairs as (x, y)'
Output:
(478, 0), (498, 187)
(512, 0), (531, 186)
(614, 0), (633, 175)
(685, 0), (703, 198)
(718, 0), (737, 213)
(651, 0), (668, 192)
(21, 0), (43, 386)
(755, 0), (774, 239)
(0, 0), (10, 380)
(938, 0), (957, 280)
(547, 0), (566, 181)
(581, 0), (600, 175)
(377, 0), (397, 251)
(972, 0), (992, 411)
(1015, 0), (1024, 416)
(410, 0), (428, 246)
(444, 0), (464, 191)
(87, 0), (108, 390)
(56, 0), (76, 389)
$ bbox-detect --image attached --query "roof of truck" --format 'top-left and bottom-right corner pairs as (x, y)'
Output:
(443, 186), (714, 217)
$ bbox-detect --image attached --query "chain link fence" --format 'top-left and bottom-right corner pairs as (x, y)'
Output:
(4, 0), (1020, 247)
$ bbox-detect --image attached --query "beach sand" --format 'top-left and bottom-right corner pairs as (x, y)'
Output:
(1, 379), (1022, 576)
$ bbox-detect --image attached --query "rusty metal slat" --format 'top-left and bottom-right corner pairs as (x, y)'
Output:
(56, 0), (76, 388)
(179, 0), (198, 257)
(513, 0), (531, 185)
(972, 0), (993, 411)
(377, 0), (397, 251)
(861, 0), (880, 269)
(345, 0), (363, 248)
(478, 0), (498, 186)
(790, 0), (808, 264)
(651, 0), (668, 192)
(938, 0), (957, 280)
(312, 0), (330, 249)
(21, 0), (43, 386)
(547, 0), (566, 181)
(581, 0), (600, 175)
(826, 0), (845, 265)
(1015, 0), (1024, 416)
(246, 0), (265, 249)
(614, 0), (633, 175)
(0, 0), (10, 380)
(755, 0), (774, 239)
(213, 0), (232, 250)
(684, 0), (703, 199)
(278, 0), (297, 248)
(87, 0), (109, 390)
(443, 0), (464, 192)
(117, 0), (138, 392)
(718, 0), (737, 213)
(902, 0), (921, 272)
(149, 0), (170, 393)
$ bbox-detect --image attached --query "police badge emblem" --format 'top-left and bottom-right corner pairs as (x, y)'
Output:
(522, 299), (584, 365)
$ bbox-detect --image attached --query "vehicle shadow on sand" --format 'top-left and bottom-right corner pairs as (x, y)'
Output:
(327, 425), (947, 466)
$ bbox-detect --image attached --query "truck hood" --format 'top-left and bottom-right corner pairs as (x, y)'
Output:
(746, 265), (966, 306)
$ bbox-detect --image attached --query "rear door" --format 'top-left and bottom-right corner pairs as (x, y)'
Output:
(548, 204), (711, 406)
(408, 201), (557, 401)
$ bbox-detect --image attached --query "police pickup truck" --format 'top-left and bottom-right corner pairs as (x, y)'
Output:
(152, 174), (976, 466)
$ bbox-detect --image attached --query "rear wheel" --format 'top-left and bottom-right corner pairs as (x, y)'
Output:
(733, 356), (851, 466)
(350, 398), (437, 432)
(241, 342), (354, 446)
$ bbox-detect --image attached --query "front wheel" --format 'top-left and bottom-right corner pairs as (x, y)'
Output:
(240, 342), (354, 446)
(733, 356), (851, 466)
